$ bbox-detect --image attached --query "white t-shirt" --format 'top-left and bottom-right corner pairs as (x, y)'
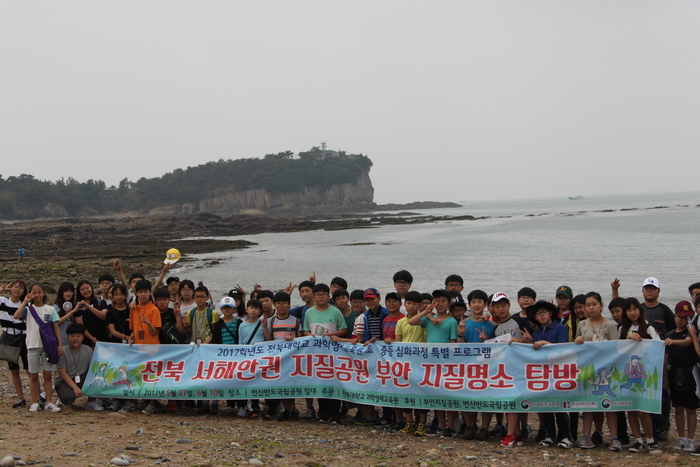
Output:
(23, 304), (59, 349)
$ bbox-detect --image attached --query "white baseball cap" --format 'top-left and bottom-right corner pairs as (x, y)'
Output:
(219, 297), (237, 308)
(492, 292), (509, 303)
(642, 277), (660, 288)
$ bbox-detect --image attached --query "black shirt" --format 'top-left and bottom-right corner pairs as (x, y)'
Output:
(104, 305), (130, 342)
(665, 328), (698, 369)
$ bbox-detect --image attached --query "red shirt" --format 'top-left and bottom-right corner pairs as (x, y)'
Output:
(382, 314), (403, 340)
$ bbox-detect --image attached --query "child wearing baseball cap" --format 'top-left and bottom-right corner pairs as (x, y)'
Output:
(663, 301), (698, 454)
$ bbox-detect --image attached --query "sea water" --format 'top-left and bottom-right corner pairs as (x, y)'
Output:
(175, 191), (700, 313)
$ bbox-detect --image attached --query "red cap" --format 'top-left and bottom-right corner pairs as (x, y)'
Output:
(675, 300), (694, 317)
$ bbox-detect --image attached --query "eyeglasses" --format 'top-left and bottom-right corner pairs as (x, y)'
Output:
(394, 281), (410, 286)
(446, 283), (462, 288)
(314, 293), (329, 298)
(535, 310), (549, 316)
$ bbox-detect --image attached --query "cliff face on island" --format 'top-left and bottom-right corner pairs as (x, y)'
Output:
(0, 149), (378, 220)
(147, 168), (375, 216)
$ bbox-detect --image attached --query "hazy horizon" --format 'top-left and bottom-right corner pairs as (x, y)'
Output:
(2, 2), (698, 205)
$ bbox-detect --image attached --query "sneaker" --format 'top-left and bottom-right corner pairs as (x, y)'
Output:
(237, 407), (247, 418)
(251, 412), (260, 419)
(399, 422), (416, 434)
(558, 437), (574, 449)
(121, 401), (137, 412)
(490, 424), (507, 437)
(441, 427), (456, 438)
(414, 423), (427, 437)
(304, 408), (316, 419)
(317, 417), (329, 423)
(539, 437), (555, 447)
(656, 430), (668, 441)
(648, 441), (662, 454)
(388, 422), (401, 431)
(521, 424), (533, 440)
(629, 441), (645, 453)
(44, 402), (61, 413)
(289, 409), (300, 421)
(684, 439), (696, 452)
(142, 404), (156, 414)
(609, 439), (622, 452)
(426, 426), (443, 437)
(108, 400), (122, 412)
(690, 445), (700, 456)
(462, 425), (477, 440)
(500, 434), (518, 447)
(164, 401), (178, 414)
(591, 431), (603, 445)
(210, 403), (219, 415)
(352, 414), (374, 426)
(578, 436), (595, 449)
(12, 399), (26, 409)
(263, 412), (273, 420)
(196, 404), (210, 415)
(535, 428), (547, 442)
(278, 410), (290, 421)
(372, 418), (391, 428)
(475, 428), (490, 441)
(674, 438), (687, 451)
(28, 403), (40, 413)
(85, 401), (104, 411)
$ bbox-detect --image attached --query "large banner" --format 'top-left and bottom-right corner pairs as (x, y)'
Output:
(83, 338), (663, 413)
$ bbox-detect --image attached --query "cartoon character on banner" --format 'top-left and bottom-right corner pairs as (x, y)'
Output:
(91, 361), (112, 387)
(113, 362), (132, 389)
(589, 363), (617, 397)
(620, 355), (648, 392)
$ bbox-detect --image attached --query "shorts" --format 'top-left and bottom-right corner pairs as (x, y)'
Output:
(27, 348), (56, 374)
(669, 367), (700, 410)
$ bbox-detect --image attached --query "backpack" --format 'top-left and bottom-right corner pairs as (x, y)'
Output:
(28, 306), (60, 364)
(161, 321), (189, 344)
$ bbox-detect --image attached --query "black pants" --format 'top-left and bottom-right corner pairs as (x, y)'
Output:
(651, 388), (671, 437)
(56, 373), (87, 406)
(317, 398), (340, 420)
(543, 412), (571, 440)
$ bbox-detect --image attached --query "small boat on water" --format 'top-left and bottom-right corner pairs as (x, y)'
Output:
(568, 195), (584, 200)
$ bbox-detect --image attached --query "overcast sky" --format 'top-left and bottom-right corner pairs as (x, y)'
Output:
(1, 2), (698, 204)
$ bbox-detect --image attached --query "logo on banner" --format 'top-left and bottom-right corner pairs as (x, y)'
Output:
(602, 399), (612, 410)
(520, 400), (530, 410)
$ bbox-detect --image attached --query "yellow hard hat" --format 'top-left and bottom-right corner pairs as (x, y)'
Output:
(164, 248), (181, 264)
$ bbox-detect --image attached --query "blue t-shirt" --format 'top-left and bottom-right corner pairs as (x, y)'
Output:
(463, 318), (496, 343)
(239, 319), (265, 345)
(532, 321), (568, 344)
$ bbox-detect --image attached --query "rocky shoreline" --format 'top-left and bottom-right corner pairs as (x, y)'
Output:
(0, 212), (477, 288)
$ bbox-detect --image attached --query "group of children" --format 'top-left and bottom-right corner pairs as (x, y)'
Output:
(2, 264), (700, 457)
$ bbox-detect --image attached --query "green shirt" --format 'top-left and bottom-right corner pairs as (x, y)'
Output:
(303, 305), (347, 336)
